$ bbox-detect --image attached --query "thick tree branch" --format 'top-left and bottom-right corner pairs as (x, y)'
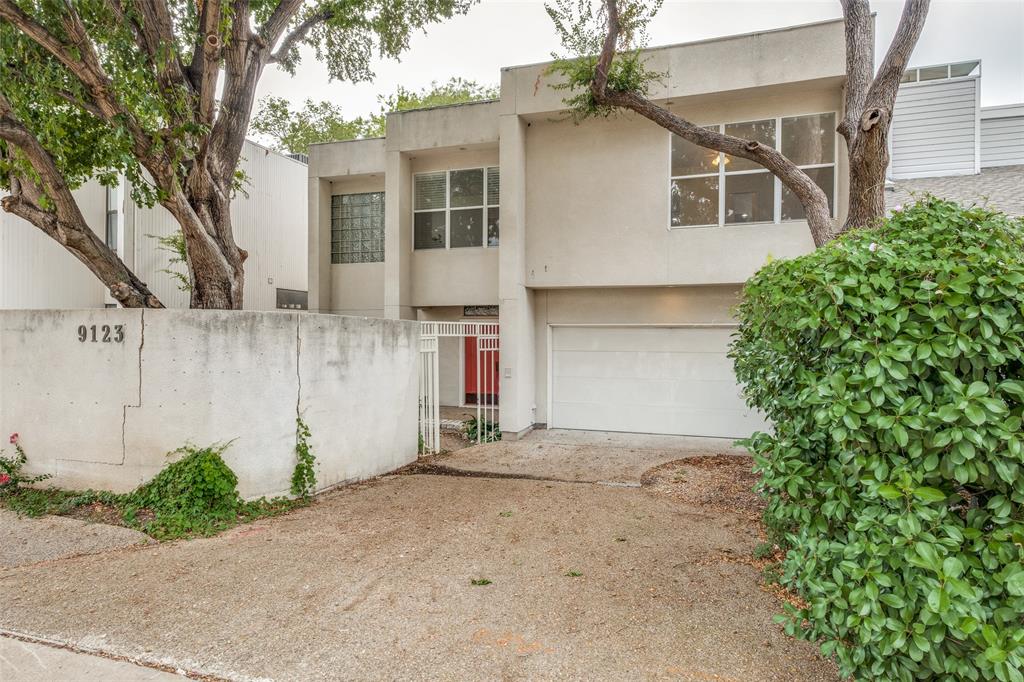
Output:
(268, 7), (336, 64)
(0, 94), (163, 307)
(866, 0), (931, 111)
(262, 0), (305, 49)
(591, 0), (619, 100)
(838, 0), (873, 150)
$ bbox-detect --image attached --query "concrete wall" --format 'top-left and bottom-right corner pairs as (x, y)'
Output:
(531, 286), (742, 424)
(0, 309), (418, 499)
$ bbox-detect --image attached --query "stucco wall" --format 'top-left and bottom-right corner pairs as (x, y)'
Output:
(523, 86), (844, 288)
(0, 309), (418, 499)
(531, 286), (742, 424)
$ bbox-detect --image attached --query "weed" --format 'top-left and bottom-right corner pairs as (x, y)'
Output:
(565, 570), (582, 577)
(470, 578), (492, 586)
(498, 510), (513, 517)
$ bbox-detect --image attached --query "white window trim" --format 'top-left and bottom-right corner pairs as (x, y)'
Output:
(413, 166), (499, 251)
(667, 112), (839, 230)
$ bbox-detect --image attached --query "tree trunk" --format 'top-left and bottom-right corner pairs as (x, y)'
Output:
(844, 110), (893, 232)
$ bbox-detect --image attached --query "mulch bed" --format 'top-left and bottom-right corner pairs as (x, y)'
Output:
(641, 454), (766, 521)
(642, 454), (809, 610)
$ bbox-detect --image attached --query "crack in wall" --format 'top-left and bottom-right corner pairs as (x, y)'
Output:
(57, 310), (145, 468)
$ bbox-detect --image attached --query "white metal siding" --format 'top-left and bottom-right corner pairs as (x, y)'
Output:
(891, 78), (979, 179)
(981, 115), (1024, 168)
(550, 326), (767, 439)
(130, 140), (308, 310)
(0, 184), (107, 309)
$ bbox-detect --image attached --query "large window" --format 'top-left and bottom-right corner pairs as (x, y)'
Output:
(414, 167), (499, 249)
(331, 192), (384, 264)
(670, 112), (836, 228)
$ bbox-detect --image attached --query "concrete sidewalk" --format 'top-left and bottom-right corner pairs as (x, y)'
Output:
(429, 428), (746, 484)
(0, 635), (184, 681)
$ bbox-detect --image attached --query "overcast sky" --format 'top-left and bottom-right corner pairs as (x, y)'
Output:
(254, 0), (1024, 125)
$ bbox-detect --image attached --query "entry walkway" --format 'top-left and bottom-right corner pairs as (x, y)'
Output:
(431, 429), (748, 484)
(0, 636), (183, 681)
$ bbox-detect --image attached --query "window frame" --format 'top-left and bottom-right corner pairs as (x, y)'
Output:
(413, 166), (499, 250)
(331, 191), (385, 265)
(667, 112), (838, 230)
(105, 184), (118, 252)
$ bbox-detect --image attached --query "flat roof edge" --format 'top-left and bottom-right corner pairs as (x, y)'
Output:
(501, 16), (847, 72)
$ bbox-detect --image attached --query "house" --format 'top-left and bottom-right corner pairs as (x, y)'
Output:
(886, 61), (1024, 215)
(0, 140), (309, 311)
(308, 19), (851, 441)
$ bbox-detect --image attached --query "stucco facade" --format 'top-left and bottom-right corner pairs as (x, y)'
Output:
(308, 19), (852, 438)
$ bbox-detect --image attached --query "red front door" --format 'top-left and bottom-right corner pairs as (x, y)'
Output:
(464, 336), (500, 405)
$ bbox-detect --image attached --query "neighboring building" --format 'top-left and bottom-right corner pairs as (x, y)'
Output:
(309, 19), (852, 440)
(887, 61), (1024, 215)
(0, 140), (309, 311)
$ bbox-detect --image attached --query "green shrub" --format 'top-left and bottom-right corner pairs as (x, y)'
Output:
(731, 198), (1024, 681)
(126, 443), (242, 537)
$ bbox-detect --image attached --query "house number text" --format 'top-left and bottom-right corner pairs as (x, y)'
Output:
(77, 324), (125, 344)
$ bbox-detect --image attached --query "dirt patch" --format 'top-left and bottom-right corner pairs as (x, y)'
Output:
(642, 454), (766, 520)
(0, 474), (838, 681)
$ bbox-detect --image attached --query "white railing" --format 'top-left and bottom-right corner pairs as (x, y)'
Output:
(418, 321), (500, 453)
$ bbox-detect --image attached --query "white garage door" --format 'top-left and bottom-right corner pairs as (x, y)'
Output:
(550, 326), (767, 439)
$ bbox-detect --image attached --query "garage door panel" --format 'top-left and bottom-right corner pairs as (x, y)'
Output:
(555, 350), (736, 381)
(554, 376), (748, 409)
(553, 401), (765, 439)
(553, 326), (734, 354)
(550, 326), (766, 439)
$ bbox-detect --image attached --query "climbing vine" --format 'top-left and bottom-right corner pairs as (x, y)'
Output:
(291, 417), (317, 499)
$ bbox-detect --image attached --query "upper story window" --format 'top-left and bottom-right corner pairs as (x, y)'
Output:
(670, 113), (836, 228)
(414, 167), (499, 249)
(332, 192), (384, 264)
(902, 60), (980, 84)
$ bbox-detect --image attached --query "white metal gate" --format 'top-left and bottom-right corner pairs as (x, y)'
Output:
(418, 321), (500, 454)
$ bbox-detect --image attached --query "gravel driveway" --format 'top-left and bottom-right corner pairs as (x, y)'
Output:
(0, 458), (837, 681)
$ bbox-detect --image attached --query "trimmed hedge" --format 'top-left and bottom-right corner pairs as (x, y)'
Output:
(731, 199), (1024, 681)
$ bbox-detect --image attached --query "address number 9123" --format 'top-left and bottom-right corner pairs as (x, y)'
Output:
(77, 324), (125, 343)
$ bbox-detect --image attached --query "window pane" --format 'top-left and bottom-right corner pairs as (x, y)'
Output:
(949, 61), (979, 78)
(414, 211), (446, 249)
(919, 65), (948, 81)
(105, 212), (117, 250)
(450, 208), (483, 248)
(670, 176), (718, 227)
(487, 207), (499, 247)
(901, 69), (917, 83)
(671, 130), (719, 176)
(782, 167), (834, 221)
(781, 113), (836, 166)
(331, 192), (385, 263)
(487, 167), (500, 206)
(414, 172), (446, 210)
(450, 168), (484, 208)
(724, 172), (773, 224)
(724, 119), (775, 171)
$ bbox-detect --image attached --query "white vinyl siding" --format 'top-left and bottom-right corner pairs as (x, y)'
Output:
(891, 77), (979, 179)
(980, 114), (1024, 169)
(549, 326), (767, 439)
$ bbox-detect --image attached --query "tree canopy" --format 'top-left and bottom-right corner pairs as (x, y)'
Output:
(251, 77), (498, 154)
(0, 0), (474, 307)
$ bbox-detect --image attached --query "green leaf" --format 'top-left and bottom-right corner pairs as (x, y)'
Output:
(913, 487), (947, 503)
(878, 485), (903, 500)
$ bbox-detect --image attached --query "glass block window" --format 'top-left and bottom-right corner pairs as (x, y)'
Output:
(669, 113), (836, 228)
(331, 192), (384, 264)
(413, 167), (499, 249)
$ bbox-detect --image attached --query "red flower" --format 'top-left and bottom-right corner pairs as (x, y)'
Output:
(0, 474), (10, 485)
(8, 433), (17, 445)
